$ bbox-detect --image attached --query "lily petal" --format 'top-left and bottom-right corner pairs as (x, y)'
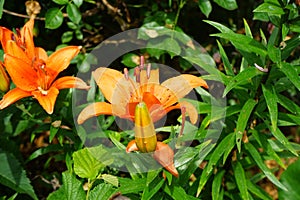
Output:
(165, 101), (199, 124)
(126, 140), (139, 152)
(52, 76), (90, 90)
(0, 88), (32, 109)
(32, 87), (59, 114)
(93, 67), (134, 116)
(46, 46), (81, 83)
(0, 27), (15, 52)
(161, 74), (208, 107)
(4, 54), (38, 91)
(5, 40), (31, 62)
(153, 142), (179, 177)
(21, 19), (35, 59)
(35, 47), (48, 61)
(77, 102), (113, 124)
(140, 68), (159, 86)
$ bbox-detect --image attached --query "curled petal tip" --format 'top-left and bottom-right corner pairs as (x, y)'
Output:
(126, 140), (139, 153)
(153, 142), (178, 177)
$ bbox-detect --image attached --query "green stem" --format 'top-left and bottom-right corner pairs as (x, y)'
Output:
(173, 0), (186, 30)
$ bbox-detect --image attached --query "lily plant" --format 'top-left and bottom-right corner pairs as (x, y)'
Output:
(78, 63), (208, 176)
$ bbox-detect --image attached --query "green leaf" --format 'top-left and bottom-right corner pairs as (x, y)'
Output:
(75, 29), (83, 40)
(245, 143), (288, 191)
(223, 67), (263, 97)
(197, 133), (234, 195)
(0, 0), (5, 19)
(121, 53), (140, 67)
(119, 177), (147, 194)
(88, 183), (117, 200)
(277, 94), (300, 115)
(163, 38), (181, 57)
(67, 3), (82, 24)
(61, 31), (73, 43)
(211, 32), (268, 57)
(204, 20), (233, 33)
(213, 0), (237, 10)
(0, 150), (37, 200)
(142, 177), (164, 200)
(73, 147), (104, 179)
(163, 184), (189, 200)
(47, 172), (86, 200)
(198, 0), (212, 18)
(243, 19), (253, 38)
(235, 99), (257, 152)
(52, 0), (68, 5)
(233, 161), (249, 200)
(212, 170), (225, 200)
(45, 8), (64, 29)
(253, 3), (285, 15)
(278, 159), (300, 200)
(262, 84), (278, 132)
(271, 127), (298, 156)
(101, 174), (119, 187)
(247, 180), (273, 200)
(217, 40), (234, 76)
(267, 45), (281, 63)
(73, 0), (83, 7)
(278, 62), (300, 92)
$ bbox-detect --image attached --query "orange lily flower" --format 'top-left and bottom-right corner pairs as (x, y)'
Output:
(77, 67), (208, 124)
(0, 19), (89, 114)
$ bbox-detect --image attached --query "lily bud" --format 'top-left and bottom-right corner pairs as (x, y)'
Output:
(0, 62), (10, 93)
(134, 101), (157, 153)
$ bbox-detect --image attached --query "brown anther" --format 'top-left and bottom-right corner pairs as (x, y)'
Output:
(134, 67), (141, 83)
(146, 63), (151, 79)
(124, 68), (129, 80)
(140, 55), (144, 69)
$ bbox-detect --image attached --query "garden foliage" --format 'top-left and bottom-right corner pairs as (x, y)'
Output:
(0, 0), (299, 199)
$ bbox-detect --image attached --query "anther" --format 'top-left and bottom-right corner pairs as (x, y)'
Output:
(139, 55), (144, 69)
(146, 63), (151, 79)
(134, 67), (141, 83)
(124, 68), (129, 80)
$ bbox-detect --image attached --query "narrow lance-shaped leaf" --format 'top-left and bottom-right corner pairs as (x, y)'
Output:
(197, 132), (235, 196)
(212, 170), (225, 200)
(278, 62), (300, 92)
(262, 84), (278, 132)
(245, 142), (288, 191)
(223, 67), (263, 97)
(217, 40), (234, 76)
(233, 161), (250, 200)
(235, 99), (257, 153)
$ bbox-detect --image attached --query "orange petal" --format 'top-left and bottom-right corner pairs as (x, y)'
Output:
(126, 140), (139, 152)
(0, 62), (10, 92)
(46, 46), (81, 83)
(0, 27), (15, 52)
(4, 54), (38, 91)
(153, 142), (179, 177)
(21, 19), (35, 59)
(32, 87), (59, 114)
(35, 47), (48, 61)
(160, 74), (208, 107)
(52, 76), (90, 90)
(0, 88), (32, 109)
(140, 68), (159, 86)
(93, 67), (134, 116)
(5, 40), (31, 62)
(165, 101), (199, 124)
(77, 102), (113, 124)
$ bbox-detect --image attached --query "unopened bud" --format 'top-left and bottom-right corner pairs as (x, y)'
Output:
(134, 102), (157, 153)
